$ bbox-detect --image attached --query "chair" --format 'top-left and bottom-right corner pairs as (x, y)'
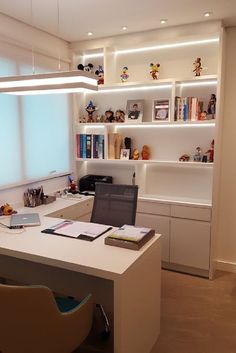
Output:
(91, 183), (138, 227)
(0, 284), (93, 353)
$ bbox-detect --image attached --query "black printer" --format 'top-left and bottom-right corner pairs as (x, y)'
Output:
(78, 175), (113, 192)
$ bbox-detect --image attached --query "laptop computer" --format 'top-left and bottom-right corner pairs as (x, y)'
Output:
(10, 213), (41, 227)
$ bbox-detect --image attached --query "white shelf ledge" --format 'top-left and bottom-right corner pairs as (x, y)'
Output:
(77, 120), (216, 128)
(76, 158), (214, 168)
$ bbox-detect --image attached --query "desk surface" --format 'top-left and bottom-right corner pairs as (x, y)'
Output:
(0, 198), (161, 281)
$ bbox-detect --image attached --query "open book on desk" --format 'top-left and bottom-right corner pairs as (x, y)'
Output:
(42, 220), (112, 241)
(105, 225), (155, 250)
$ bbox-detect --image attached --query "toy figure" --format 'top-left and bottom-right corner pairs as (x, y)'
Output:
(193, 147), (202, 162)
(133, 148), (139, 160)
(141, 145), (151, 160)
(202, 152), (208, 163)
(77, 63), (94, 73)
(95, 65), (104, 85)
(105, 109), (115, 122)
(150, 63), (160, 80)
(207, 139), (214, 162)
(120, 66), (129, 82)
(207, 94), (216, 119)
(85, 100), (97, 122)
(179, 154), (190, 162)
(115, 109), (125, 123)
(0, 203), (14, 216)
(199, 111), (207, 120)
(193, 57), (202, 76)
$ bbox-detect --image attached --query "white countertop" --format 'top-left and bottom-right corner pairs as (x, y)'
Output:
(0, 197), (161, 281)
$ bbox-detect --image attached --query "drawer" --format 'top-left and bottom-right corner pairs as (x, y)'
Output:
(137, 200), (170, 216)
(47, 199), (93, 220)
(171, 205), (211, 221)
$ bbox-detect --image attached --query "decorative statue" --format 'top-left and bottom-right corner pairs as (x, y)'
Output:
(193, 57), (202, 76)
(105, 109), (115, 123)
(141, 145), (151, 160)
(193, 147), (202, 162)
(120, 66), (129, 82)
(133, 148), (139, 160)
(95, 65), (104, 85)
(150, 63), (160, 80)
(77, 63), (94, 73)
(115, 109), (125, 122)
(207, 94), (216, 119)
(85, 100), (97, 122)
(179, 154), (190, 162)
(207, 139), (214, 163)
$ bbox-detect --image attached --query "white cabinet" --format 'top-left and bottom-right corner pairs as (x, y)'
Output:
(170, 218), (211, 270)
(136, 213), (170, 262)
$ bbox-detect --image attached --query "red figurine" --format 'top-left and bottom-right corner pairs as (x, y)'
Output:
(207, 140), (214, 163)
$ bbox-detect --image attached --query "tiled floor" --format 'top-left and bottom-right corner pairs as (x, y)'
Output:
(152, 270), (236, 353)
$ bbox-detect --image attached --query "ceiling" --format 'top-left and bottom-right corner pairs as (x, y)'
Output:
(0, 0), (236, 43)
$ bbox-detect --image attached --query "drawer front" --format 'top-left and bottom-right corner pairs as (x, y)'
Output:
(47, 199), (93, 220)
(137, 200), (170, 216)
(171, 205), (211, 221)
(136, 213), (170, 262)
(170, 218), (211, 270)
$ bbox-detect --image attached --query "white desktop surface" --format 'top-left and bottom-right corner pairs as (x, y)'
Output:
(0, 198), (160, 280)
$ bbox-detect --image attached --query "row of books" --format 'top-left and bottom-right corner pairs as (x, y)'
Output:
(76, 134), (104, 159)
(174, 96), (203, 122)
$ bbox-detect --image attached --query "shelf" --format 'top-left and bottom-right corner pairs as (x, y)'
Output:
(83, 75), (217, 94)
(76, 159), (214, 168)
(77, 120), (216, 128)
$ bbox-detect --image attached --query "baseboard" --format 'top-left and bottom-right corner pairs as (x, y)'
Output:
(215, 260), (236, 273)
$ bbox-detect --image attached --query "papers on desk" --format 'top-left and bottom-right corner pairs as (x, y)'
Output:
(42, 220), (112, 241)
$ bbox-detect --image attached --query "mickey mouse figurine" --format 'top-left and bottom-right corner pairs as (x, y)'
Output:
(193, 57), (202, 76)
(95, 65), (104, 85)
(150, 63), (160, 80)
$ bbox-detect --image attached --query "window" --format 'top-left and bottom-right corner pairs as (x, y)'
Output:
(0, 50), (71, 189)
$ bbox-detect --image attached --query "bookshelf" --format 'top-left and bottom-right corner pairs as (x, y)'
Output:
(72, 21), (223, 277)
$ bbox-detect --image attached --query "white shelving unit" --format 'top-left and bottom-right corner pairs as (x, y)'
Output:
(72, 21), (223, 277)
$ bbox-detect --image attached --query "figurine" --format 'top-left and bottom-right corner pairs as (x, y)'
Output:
(95, 65), (104, 85)
(193, 147), (202, 162)
(150, 63), (160, 80)
(141, 145), (151, 160)
(202, 152), (208, 163)
(105, 109), (115, 123)
(115, 109), (125, 123)
(85, 100), (97, 122)
(120, 66), (129, 82)
(179, 154), (190, 162)
(133, 148), (139, 160)
(207, 139), (214, 163)
(1, 203), (14, 216)
(207, 94), (216, 119)
(193, 57), (202, 76)
(77, 63), (94, 73)
(199, 111), (207, 120)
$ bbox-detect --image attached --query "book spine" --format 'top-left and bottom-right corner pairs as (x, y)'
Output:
(76, 134), (80, 158)
(86, 134), (92, 158)
(82, 134), (87, 158)
(93, 134), (99, 159)
(98, 135), (104, 159)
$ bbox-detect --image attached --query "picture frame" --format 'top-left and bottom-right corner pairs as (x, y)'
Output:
(120, 149), (130, 160)
(152, 99), (170, 122)
(126, 100), (144, 123)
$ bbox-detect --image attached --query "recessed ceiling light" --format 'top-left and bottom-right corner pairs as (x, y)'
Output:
(204, 12), (212, 17)
(160, 19), (167, 24)
(87, 32), (93, 36)
(122, 26), (128, 31)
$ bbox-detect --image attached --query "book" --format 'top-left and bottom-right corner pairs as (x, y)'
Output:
(42, 220), (112, 241)
(104, 225), (155, 250)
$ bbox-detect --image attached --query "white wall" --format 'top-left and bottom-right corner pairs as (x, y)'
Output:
(216, 27), (236, 269)
(0, 14), (73, 206)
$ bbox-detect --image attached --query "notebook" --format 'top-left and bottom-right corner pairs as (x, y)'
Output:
(10, 213), (41, 227)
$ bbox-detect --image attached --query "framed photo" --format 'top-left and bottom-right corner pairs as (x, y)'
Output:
(152, 99), (170, 122)
(120, 149), (130, 160)
(126, 100), (144, 123)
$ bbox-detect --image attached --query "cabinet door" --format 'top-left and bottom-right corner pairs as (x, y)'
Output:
(170, 218), (210, 270)
(136, 213), (170, 262)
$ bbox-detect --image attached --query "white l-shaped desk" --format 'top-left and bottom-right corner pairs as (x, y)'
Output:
(0, 197), (161, 353)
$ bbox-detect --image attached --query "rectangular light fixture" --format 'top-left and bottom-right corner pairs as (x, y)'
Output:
(0, 70), (98, 95)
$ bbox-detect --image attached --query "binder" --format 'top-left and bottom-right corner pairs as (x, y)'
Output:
(105, 225), (155, 250)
